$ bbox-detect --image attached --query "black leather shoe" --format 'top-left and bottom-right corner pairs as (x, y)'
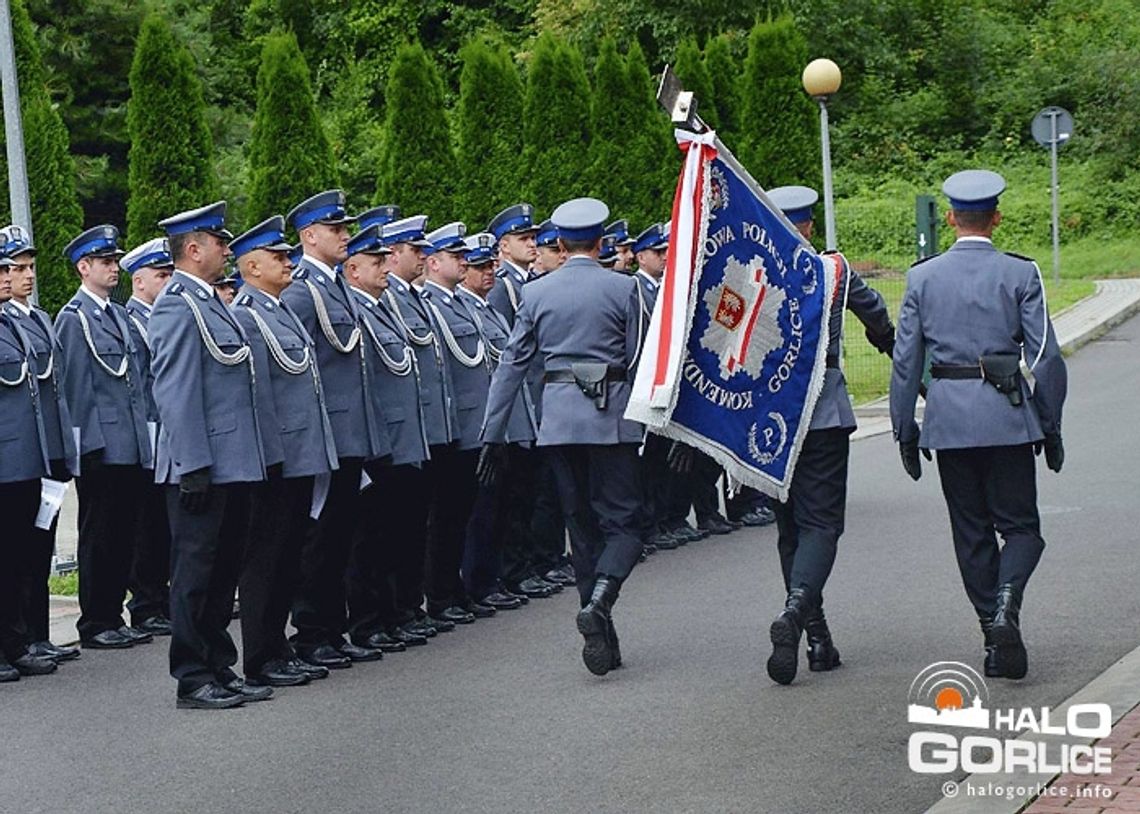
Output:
(401, 620), (437, 639)
(420, 615), (456, 633)
(299, 643), (352, 669)
(576, 576), (621, 676)
(247, 659), (310, 687)
(81, 629), (133, 649)
(740, 507), (776, 527)
(697, 515), (734, 536)
(28, 641), (81, 662)
(224, 678), (273, 701)
(534, 576), (563, 594)
(462, 601), (497, 619)
(543, 567), (576, 587)
(804, 610), (841, 672)
(388, 626), (429, 647)
(118, 625), (154, 645)
(651, 531), (681, 551)
(13, 653), (57, 676)
(0, 661), (18, 682)
(339, 641), (383, 662)
(641, 543), (658, 557)
(433, 606), (476, 625)
(177, 682), (245, 709)
(287, 657), (329, 679)
(512, 576), (555, 599)
(979, 616), (1001, 678)
(991, 585), (1028, 679)
(356, 632), (407, 653)
(134, 616), (173, 636)
(607, 617), (623, 670)
(767, 588), (811, 685)
(480, 592), (522, 611)
(501, 586), (530, 605)
(672, 522), (707, 542)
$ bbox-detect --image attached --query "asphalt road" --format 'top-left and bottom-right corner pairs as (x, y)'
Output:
(3, 316), (1138, 814)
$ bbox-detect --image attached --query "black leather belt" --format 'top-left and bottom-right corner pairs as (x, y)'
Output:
(930, 364), (982, 380)
(543, 367), (627, 384)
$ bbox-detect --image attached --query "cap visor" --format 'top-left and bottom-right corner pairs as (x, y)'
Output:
(317, 215), (358, 226)
(412, 238), (433, 248)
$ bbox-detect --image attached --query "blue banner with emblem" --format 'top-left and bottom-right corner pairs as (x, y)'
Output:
(626, 130), (838, 500)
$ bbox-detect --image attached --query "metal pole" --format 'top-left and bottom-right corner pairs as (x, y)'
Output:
(1049, 111), (1061, 286)
(0, 0), (36, 305)
(818, 98), (837, 251)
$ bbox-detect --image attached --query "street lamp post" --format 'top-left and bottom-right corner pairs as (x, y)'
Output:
(802, 58), (842, 251)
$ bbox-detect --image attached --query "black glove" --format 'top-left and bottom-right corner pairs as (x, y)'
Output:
(899, 439), (931, 482)
(476, 443), (508, 487)
(867, 326), (895, 356)
(48, 458), (73, 483)
(666, 441), (695, 474)
(179, 467), (212, 515)
(1043, 433), (1064, 473)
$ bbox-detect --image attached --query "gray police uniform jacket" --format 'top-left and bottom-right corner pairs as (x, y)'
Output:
(3, 302), (77, 472)
(148, 270), (265, 485)
(487, 260), (529, 329)
(352, 287), (430, 467)
(890, 239), (1067, 449)
(54, 289), (152, 468)
(232, 286), (339, 479)
(457, 286), (537, 445)
(482, 255), (643, 446)
(383, 277), (457, 448)
(811, 255), (894, 432)
(0, 311), (54, 482)
(125, 297), (160, 425)
(631, 271), (659, 373)
(280, 257), (390, 461)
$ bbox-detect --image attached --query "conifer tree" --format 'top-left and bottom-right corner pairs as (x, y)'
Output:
(522, 34), (592, 215)
(455, 37), (526, 228)
(673, 38), (719, 131)
(586, 37), (631, 214)
(246, 32), (337, 224)
(622, 41), (678, 228)
(736, 15), (819, 189)
(126, 14), (218, 247)
(375, 41), (456, 220)
(704, 34), (740, 146)
(2, 0), (84, 314)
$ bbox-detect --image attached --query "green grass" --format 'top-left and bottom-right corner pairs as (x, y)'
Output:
(48, 571), (79, 597)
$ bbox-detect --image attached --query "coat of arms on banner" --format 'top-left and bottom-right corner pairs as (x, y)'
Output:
(625, 129), (838, 500)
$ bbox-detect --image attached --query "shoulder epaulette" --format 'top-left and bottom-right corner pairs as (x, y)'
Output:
(909, 253), (940, 268)
(62, 300), (81, 313)
(1003, 251), (1036, 263)
(235, 293), (252, 307)
(166, 282), (184, 296)
(292, 267), (311, 281)
(494, 268), (509, 279)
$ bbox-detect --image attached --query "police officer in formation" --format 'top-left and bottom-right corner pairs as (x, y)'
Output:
(891, 170), (1067, 681)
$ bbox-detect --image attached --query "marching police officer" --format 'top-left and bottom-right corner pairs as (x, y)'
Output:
(1, 226), (80, 663)
(56, 225), (155, 651)
(891, 170), (1067, 681)
(481, 197), (644, 676)
(281, 190), (391, 668)
(0, 254), (66, 681)
(763, 185), (895, 686)
(121, 238), (175, 638)
(230, 216), (340, 686)
(150, 201), (269, 709)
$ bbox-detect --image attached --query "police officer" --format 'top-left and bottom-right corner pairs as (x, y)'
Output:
(532, 220), (566, 276)
(0, 254), (65, 681)
(481, 197), (644, 677)
(280, 190), (391, 668)
(56, 225), (155, 651)
(764, 185), (895, 686)
(121, 238), (175, 638)
(343, 224), (430, 650)
(212, 265), (241, 305)
(1, 226), (80, 663)
(891, 170), (1066, 681)
(486, 203), (538, 331)
(604, 219), (636, 273)
(230, 216), (341, 686)
(150, 201), (269, 709)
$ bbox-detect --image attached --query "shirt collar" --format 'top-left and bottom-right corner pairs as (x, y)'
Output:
(458, 285), (488, 306)
(350, 285), (378, 306)
(7, 298), (31, 315)
(636, 269), (660, 289)
(174, 269), (216, 298)
(425, 280), (453, 298)
(389, 274), (411, 293)
(954, 236), (993, 245)
(302, 254), (337, 277)
(127, 295), (153, 315)
(79, 284), (111, 310)
(501, 259), (528, 281)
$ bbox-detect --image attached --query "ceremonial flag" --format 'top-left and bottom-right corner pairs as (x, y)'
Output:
(625, 129), (841, 500)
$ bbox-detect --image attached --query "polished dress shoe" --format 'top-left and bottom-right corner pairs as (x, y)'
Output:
(979, 616), (1000, 678)
(287, 657), (329, 679)
(671, 521), (708, 542)
(28, 641), (80, 662)
(543, 567), (576, 587)
(118, 625), (154, 645)
(224, 678), (273, 702)
(991, 584), (1028, 679)
(767, 588), (811, 685)
(339, 641), (383, 662)
(0, 660), (18, 682)
(299, 643), (352, 669)
(512, 576), (555, 599)
(432, 606), (476, 625)
(401, 619), (438, 638)
(500, 586), (530, 605)
(534, 576), (563, 594)
(641, 543), (658, 557)
(356, 632), (407, 653)
(81, 629), (133, 649)
(651, 531), (681, 551)
(479, 592), (522, 611)
(388, 626), (429, 647)
(247, 659), (310, 687)
(462, 601), (496, 619)
(420, 615), (456, 633)
(804, 610), (841, 672)
(134, 616), (173, 636)
(739, 507), (776, 527)
(13, 653), (57, 676)
(576, 576), (621, 676)
(177, 682), (245, 710)
(697, 515), (735, 536)
(607, 618), (622, 669)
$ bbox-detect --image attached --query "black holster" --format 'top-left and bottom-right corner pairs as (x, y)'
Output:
(979, 354), (1023, 406)
(571, 362), (610, 410)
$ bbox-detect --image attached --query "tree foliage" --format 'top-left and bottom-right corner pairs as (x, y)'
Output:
(585, 38), (631, 212)
(246, 32), (337, 225)
(375, 42), (457, 218)
(703, 33), (741, 145)
(621, 41), (679, 227)
(125, 14), (218, 247)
